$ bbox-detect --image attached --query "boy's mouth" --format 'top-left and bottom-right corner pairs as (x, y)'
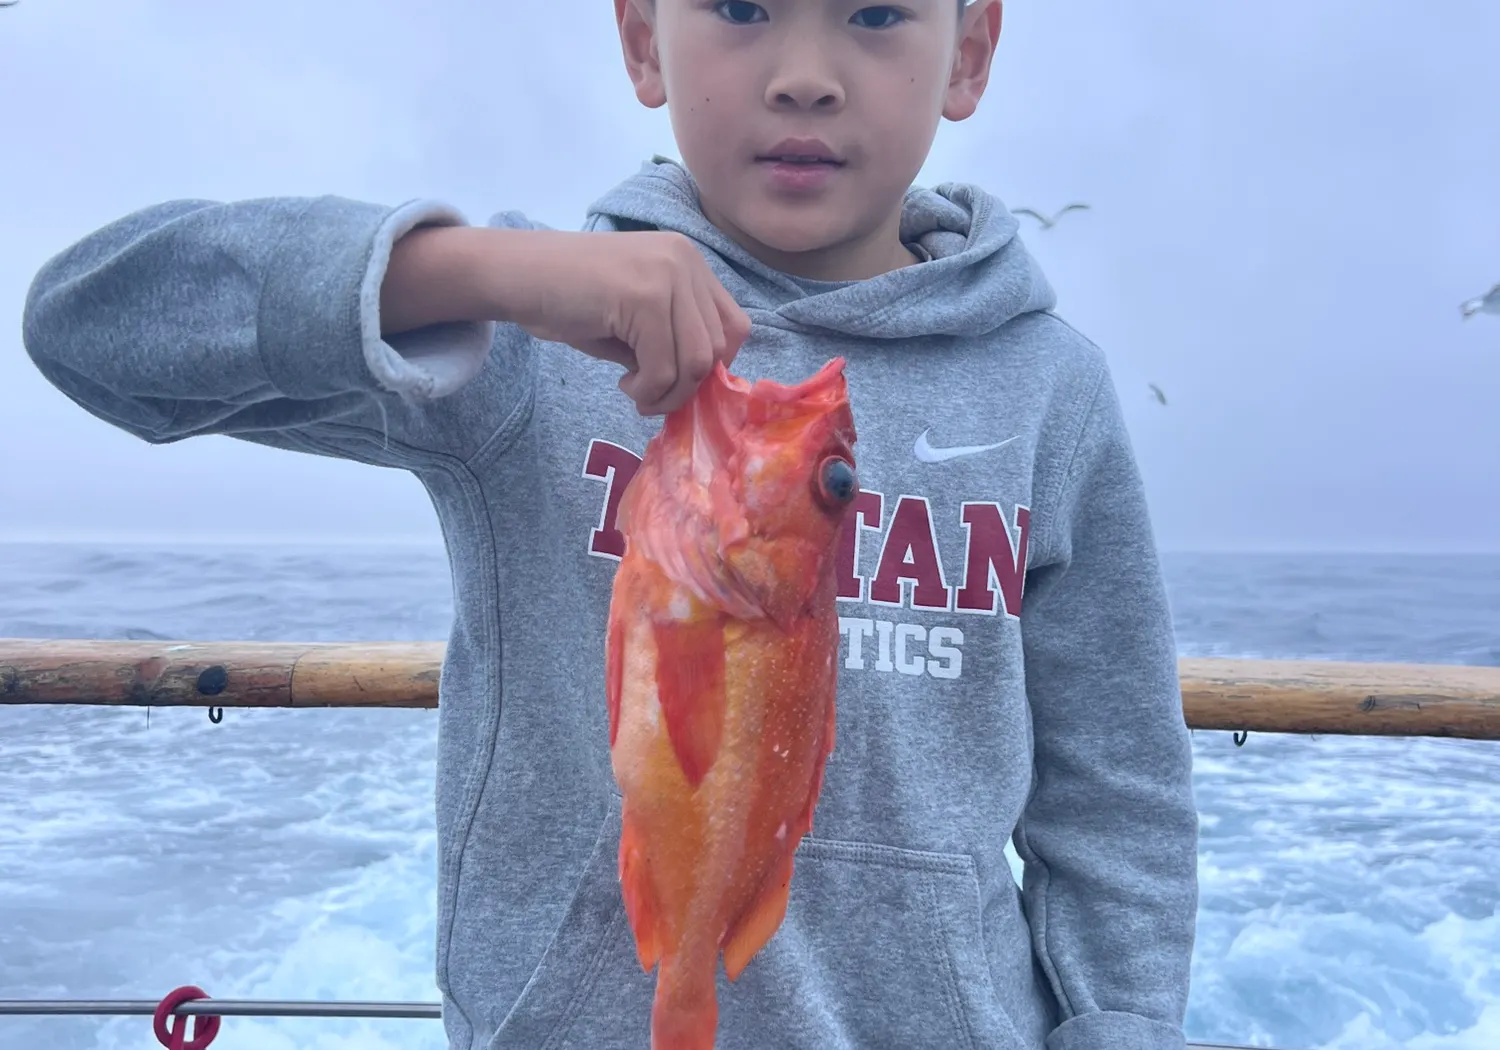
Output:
(756, 138), (845, 167)
(759, 156), (844, 166)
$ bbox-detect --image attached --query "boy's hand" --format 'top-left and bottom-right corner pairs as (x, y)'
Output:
(493, 229), (752, 416)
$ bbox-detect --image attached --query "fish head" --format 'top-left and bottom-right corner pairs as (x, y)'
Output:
(704, 357), (859, 629)
(629, 357), (859, 630)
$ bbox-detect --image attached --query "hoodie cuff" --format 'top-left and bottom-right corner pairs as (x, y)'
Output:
(259, 196), (494, 403)
(1047, 1012), (1186, 1050)
(363, 200), (495, 401)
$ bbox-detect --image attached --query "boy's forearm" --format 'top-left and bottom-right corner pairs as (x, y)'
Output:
(379, 224), (546, 337)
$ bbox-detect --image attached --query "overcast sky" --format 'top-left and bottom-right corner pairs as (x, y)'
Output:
(2, 0), (1496, 552)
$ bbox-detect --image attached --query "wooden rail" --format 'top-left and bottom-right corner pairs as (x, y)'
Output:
(2, 638), (1499, 739)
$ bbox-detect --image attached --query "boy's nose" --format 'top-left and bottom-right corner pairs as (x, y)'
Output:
(764, 58), (845, 111)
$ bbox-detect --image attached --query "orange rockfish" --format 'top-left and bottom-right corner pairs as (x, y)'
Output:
(604, 357), (859, 1050)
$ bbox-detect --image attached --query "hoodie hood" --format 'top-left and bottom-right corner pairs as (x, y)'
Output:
(585, 157), (1057, 341)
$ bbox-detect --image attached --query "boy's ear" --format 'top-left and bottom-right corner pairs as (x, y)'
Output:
(616, 0), (667, 109)
(943, 0), (1003, 122)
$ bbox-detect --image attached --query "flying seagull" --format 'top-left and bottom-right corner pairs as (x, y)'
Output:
(1460, 283), (1500, 320)
(1013, 203), (1091, 230)
(1148, 383), (1168, 406)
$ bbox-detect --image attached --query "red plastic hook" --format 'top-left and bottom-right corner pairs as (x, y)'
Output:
(152, 985), (221, 1049)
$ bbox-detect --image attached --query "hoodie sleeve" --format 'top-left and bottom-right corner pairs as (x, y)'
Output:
(21, 195), (538, 465)
(1014, 363), (1199, 1050)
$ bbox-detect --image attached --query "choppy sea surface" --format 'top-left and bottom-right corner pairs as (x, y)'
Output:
(0, 543), (1497, 1050)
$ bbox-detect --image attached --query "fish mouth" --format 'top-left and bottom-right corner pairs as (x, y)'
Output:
(714, 358), (848, 404)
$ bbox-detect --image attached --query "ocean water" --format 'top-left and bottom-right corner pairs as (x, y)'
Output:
(0, 543), (1497, 1050)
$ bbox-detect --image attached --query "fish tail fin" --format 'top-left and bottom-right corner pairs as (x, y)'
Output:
(651, 955), (719, 1050)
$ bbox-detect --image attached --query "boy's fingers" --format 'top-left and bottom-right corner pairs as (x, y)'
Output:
(585, 336), (637, 371)
(691, 266), (728, 369)
(618, 296), (679, 411)
(644, 280), (715, 415)
(709, 279), (752, 364)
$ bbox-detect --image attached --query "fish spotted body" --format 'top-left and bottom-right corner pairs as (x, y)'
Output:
(605, 357), (859, 1050)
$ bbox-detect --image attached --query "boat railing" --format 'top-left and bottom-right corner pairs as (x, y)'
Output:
(4, 638), (1498, 738)
(0, 995), (1285, 1050)
(4, 637), (1498, 1049)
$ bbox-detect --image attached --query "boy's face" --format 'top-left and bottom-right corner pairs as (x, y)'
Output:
(616, 0), (1002, 280)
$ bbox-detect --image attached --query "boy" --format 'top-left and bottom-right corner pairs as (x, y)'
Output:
(21, 1), (1198, 1048)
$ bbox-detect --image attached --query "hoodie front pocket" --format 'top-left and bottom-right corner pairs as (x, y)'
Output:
(710, 836), (1030, 1050)
(491, 803), (1029, 1050)
(485, 790), (654, 1050)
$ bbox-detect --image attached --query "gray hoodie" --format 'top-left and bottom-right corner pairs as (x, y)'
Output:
(22, 157), (1197, 1050)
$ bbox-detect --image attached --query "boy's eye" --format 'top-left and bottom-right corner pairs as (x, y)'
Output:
(715, 0), (768, 24)
(850, 6), (907, 28)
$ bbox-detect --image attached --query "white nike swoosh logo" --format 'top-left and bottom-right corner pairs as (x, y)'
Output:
(913, 429), (1019, 464)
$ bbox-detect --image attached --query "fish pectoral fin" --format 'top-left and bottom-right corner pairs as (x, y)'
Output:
(652, 617), (727, 788)
(619, 813), (664, 972)
(720, 853), (795, 982)
(606, 606), (626, 747)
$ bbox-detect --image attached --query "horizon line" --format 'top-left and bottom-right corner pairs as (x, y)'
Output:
(0, 534), (1496, 557)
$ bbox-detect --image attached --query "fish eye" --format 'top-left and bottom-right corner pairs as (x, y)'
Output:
(815, 457), (858, 508)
